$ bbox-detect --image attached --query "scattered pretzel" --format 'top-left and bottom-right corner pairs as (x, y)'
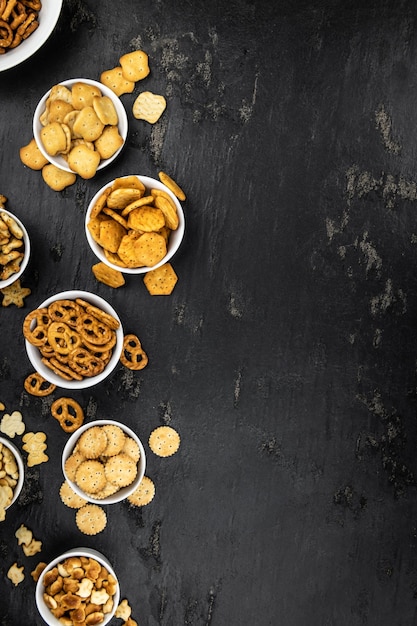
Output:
(120, 334), (148, 371)
(24, 372), (56, 397)
(51, 397), (84, 433)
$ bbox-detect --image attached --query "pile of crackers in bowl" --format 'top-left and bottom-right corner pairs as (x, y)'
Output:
(0, 194), (30, 289)
(20, 78), (128, 190)
(35, 547), (120, 626)
(62, 420), (146, 505)
(23, 290), (124, 390)
(0, 436), (24, 521)
(85, 173), (185, 275)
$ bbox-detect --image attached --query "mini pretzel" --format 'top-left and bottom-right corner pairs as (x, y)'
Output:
(48, 300), (82, 328)
(23, 308), (50, 346)
(120, 334), (148, 371)
(24, 372), (56, 397)
(68, 348), (105, 378)
(47, 322), (83, 356)
(51, 397), (84, 433)
(76, 313), (113, 346)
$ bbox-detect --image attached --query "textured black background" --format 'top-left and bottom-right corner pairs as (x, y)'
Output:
(1, 0), (417, 624)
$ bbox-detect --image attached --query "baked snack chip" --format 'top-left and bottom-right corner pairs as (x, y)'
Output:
(7, 562), (24, 586)
(92, 262), (125, 288)
(0, 409), (25, 437)
(75, 503), (107, 535)
(132, 91), (166, 124)
(148, 426), (180, 457)
(100, 66), (135, 96)
(1, 279), (31, 307)
(127, 475), (155, 507)
(119, 50), (150, 82)
(143, 263), (178, 295)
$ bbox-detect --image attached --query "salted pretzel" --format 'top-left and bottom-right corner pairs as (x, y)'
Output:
(0, 0), (41, 54)
(68, 348), (105, 378)
(48, 299), (82, 328)
(23, 308), (50, 346)
(24, 372), (56, 397)
(120, 334), (148, 371)
(47, 321), (83, 356)
(51, 397), (84, 433)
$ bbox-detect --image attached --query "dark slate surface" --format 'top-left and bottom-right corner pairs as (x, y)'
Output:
(1, 0), (417, 624)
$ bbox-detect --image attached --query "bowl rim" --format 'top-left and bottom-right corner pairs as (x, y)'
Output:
(0, 207), (31, 289)
(33, 77), (128, 174)
(0, 0), (63, 73)
(85, 174), (185, 274)
(62, 419), (146, 505)
(24, 290), (123, 390)
(0, 436), (24, 508)
(35, 547), (120, 626)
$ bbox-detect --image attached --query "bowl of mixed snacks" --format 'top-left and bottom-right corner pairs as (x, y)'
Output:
(33, 78), (128, 179)
(0, 436), (24, 519)
(85, 174), (185, 273)
(0, 0), (63, 73)
(35, 547), (120, 626)
(62, 419), (146, 505)
(23, 290), (123, 390)
(0, 200), (30, 289)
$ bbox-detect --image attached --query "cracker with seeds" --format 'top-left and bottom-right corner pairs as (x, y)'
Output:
(127, 475), (155, 507)
(148, 426), (180, 457)
(75, 503), (107, 535)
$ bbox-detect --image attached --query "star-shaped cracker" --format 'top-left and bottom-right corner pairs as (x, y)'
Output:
(1, 279), (31, 308)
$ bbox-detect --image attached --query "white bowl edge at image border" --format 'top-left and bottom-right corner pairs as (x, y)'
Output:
(0, 0), (63, 72)
(85, 175), (185, 274)
(35, 547), (120, 626)
(0, 436), (24, 507)
(62, 419), (146, 505)
(32, 78), (128, 174)
(0, 208), (31, 289)
(24, 290), (123, 390)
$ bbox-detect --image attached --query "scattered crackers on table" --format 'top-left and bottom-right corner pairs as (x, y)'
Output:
(148, 425), (181, 457)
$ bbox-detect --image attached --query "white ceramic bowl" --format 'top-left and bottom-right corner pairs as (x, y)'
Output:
(0, 0), (63, 73)
(33, 78), (128, 175)
(0, 208), (30, 289)
(62, 419), (146, 505)
(0, 436), (24, 508)
(85, 175), (185, 274)
(35, 547), (120, 626)
(24, 290), (123, 390)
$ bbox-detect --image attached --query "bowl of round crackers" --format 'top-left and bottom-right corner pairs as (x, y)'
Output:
(0, 436), (24, 518)
(62, 419), (146, 505)
(85, 175), (185, 273)
(33, 78), (128, 180)
(35, 546), (120, 626)
(23, 290), (124, 390)
(0, 206), (31, 289)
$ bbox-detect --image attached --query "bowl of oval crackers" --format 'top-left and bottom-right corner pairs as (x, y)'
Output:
(33, 78), (128, 180)
(35, 546), (120, 626)
(0, 436), (24, 520)
(0, 204), (31, 289)
(85, 174), (185, 273)
(23, 290), (124, 390)
(62, 419), (146, 505)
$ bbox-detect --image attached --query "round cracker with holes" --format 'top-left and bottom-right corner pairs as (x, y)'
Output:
(148, 426), (180, 457)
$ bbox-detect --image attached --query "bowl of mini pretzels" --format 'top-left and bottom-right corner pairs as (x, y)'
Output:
(0, 0), (63, 73)
(23, 290), (124, 390)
